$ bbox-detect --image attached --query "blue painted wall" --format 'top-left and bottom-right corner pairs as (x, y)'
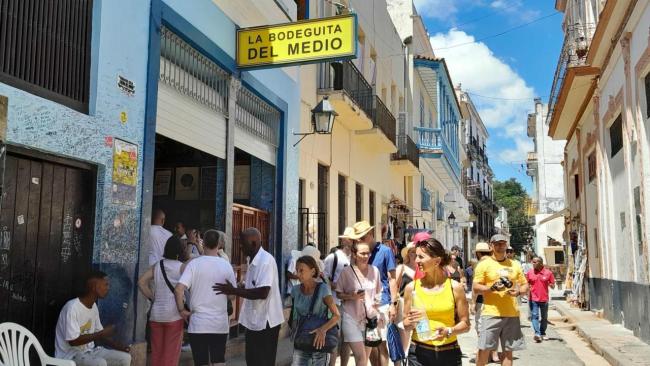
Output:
(0, 0), (152, 341)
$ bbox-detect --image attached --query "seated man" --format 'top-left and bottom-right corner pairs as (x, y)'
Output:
(55, 270), (132, 366)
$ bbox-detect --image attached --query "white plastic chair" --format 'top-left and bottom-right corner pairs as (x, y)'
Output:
(0, 322), (75, 366)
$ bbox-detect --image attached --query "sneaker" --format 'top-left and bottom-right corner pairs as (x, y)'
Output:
(181, 343), (192, 352)
(541, 335), (549, 341)
(533, 335), (542, 343)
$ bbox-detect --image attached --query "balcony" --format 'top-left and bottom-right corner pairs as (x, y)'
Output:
(547, 22), (599, 139)
(318, 61), (374, 130)
(526, 151), (538, 176)
(391, 135), (420, 175)
(421, 189), (432, 212)
(356, 95), (397, 153)
(415, 126), (461, 182)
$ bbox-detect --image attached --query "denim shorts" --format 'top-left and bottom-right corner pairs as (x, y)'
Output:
(291, 349), (330, 366)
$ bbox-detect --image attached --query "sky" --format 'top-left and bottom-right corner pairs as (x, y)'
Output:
(414, 0), (564, 192)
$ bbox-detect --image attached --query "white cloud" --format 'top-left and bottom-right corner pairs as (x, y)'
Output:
(499, 137), (534, 163)
(490, 0), (541, 22)
(429, 29), (536, 163)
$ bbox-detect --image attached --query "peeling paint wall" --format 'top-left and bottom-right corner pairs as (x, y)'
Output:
(0, 0), (151, 341)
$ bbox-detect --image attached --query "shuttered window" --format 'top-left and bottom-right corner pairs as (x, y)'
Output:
(0, 0), (93, 113)
(609, 115), (623, 158)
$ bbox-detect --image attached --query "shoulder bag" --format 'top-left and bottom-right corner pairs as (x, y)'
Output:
(293, 282), (339, 353)
(350, 266), (382, 347)
(159, 259), (191, 312)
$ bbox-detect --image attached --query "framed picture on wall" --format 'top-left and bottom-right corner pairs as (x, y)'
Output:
(153, 169), (172, 196)
(175, 167), (200, 200)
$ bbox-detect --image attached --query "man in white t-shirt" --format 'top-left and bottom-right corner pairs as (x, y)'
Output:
(175, 229), (236, 365)
(323, 226), (353, 366)
(148, 209), (173, 265)
(213, 227), (284, 366)
(55, 271), (131, 366)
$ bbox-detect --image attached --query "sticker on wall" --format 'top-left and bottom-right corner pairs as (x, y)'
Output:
(75, 218), (82, 229)
(117, 75), (135, 96)
(112, 138), (139, 206)
(120, 111), (128, 124)
(105, 136), (114, 147)
(31, 177), (39, 185)
(16, 215), (24, 225)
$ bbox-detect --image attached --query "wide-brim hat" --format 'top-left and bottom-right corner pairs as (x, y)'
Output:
(475, 242), (491, 253)
(348, 221), (374, 240)
(412, 231), (431, 244)
(401, 242), (416, 263)
(338, 226), (355, 239)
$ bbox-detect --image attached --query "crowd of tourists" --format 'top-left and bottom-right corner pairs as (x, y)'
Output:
(51, 208), (556, 366)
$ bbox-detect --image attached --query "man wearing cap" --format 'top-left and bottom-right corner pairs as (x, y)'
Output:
(350, 221), (398, 366)
(324, 227), (354, 366)
(473, 234), (528, 366)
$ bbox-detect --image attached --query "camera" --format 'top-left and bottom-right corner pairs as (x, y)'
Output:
(490, 276), (513, 291)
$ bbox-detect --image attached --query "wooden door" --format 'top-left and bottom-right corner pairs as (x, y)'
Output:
(0, 151), (96, 353)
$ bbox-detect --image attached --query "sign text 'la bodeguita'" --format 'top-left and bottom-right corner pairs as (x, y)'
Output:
(237, 15), (356, 68)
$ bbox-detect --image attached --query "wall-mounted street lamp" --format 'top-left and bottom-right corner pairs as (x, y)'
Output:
(293, 96), (338, 147)
(447, 211), (456, 226)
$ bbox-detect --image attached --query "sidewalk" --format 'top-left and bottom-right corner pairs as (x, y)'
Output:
(554, 300), (650, 366)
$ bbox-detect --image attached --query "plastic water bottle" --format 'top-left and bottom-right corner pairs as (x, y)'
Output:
(412, 290), (433, 340)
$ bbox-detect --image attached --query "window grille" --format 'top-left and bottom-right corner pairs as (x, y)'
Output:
(0, 0), (93, 112)
(236, 87), (280, 147)
(159, 26), (229, 116)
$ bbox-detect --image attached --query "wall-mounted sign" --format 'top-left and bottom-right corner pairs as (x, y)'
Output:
(237, 14), (357, 68)
(112, 138), (138, 206)
(117, 75), (135, 96)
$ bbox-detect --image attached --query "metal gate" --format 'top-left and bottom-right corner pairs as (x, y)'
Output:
(0, 150), (96, 353)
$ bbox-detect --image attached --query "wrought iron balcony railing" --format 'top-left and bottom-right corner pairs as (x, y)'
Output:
(391, 135), (419, 168)
(318, 60), (373, 118)
(372, 96), (397, 146)
(414, 126), (460, 174)
(546, 22), (597, 126)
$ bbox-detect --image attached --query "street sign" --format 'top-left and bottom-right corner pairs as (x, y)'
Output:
(236, 14), (357, 68)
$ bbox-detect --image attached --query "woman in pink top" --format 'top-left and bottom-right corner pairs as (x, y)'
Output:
(336, 242), (382, 366)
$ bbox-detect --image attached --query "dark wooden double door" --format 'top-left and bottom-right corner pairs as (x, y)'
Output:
(0, 151), (96, 353)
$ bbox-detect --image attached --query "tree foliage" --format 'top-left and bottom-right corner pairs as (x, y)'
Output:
(493, 178), (533, 252)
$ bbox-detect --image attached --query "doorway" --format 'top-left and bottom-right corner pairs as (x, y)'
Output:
(0, 148), (96, 353)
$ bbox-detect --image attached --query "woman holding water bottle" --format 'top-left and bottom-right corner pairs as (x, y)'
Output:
(402, 238), (470, 365)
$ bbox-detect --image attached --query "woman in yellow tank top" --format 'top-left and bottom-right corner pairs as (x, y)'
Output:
(402, 238), (470, 365)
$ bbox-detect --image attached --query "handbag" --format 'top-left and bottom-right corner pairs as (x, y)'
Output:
(292, 282), (339, 353)
(350, 266), (383, 347)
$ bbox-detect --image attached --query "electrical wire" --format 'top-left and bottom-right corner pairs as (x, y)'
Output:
(433, 12), (561, 51)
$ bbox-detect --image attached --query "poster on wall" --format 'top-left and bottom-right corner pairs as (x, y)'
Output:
(175, 167), (199, 200)
(154, 169), (172, 196)
(112, 138), (138, 206)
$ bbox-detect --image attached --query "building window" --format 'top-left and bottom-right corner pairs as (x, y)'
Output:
(645, 73), (650, 119)
(574, 174), (580, 199)
(338, 175), (347, 237)
(355, 183), (363, 222)
(317, 164), (329, 253)
(609, 115), (623, 157)
(588, 153), (596, 182)
(294, 0), (308, 19)
(0, 0), (93, 113)
(369, 190), (375, 226)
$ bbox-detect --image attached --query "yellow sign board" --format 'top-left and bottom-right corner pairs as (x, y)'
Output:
(237, 14), (357, 68)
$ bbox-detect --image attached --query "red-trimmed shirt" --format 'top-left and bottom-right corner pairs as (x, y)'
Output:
(526, 267), (555, 303)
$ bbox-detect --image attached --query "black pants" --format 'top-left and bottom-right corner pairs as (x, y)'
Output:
(189, 333), (228, 365)
(245, 323), (281, 366)
(407, 343), (462, 366)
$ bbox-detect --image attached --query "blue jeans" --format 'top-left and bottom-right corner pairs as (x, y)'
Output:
(292, 349), (329, 366)
(531, 301), (549, 336)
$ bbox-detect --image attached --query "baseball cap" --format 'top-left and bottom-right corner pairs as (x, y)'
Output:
(490, 234), (508, 243)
